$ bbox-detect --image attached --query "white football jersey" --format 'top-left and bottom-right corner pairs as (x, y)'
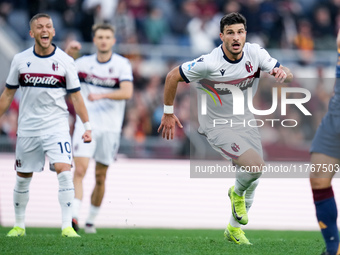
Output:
(6, 45), (80, 137)
(180, 43), (278, 132)
(74, 53), (133, 133)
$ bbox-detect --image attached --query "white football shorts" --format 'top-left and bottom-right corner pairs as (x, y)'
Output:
(15, 132), (73, 173)
(72, 127), (120, 166)
(199, 127), (263, 161)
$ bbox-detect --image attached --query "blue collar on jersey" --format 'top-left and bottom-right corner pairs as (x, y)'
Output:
(220, 45), (244, 64)
(96, 53), (113, 64)
(33, 43), (57, 58)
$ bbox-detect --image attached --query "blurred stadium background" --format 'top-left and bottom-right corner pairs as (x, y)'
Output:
(1, 0), (340, 231)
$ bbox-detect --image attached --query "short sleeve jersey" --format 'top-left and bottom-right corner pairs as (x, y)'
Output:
(180, 43), (279, 132)
(74, 53), (133, 133)
(6, 45), (80, 137)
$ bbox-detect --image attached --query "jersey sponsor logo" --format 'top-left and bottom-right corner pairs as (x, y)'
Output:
(197, 57), (204, 62)
(200, 69), (260, 95)
(19, 73), (66, 88)
(78, 72), (119, 88)
(52, 62), (59, 71)
(197, 84), (222, 106)
(220, 69), (226, 76)
(231, 143), (240, 152)
(245, 61), (253, 73)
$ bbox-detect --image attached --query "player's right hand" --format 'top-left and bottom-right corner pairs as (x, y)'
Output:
(82, 130), (92, 143)
(157, 114), (183, 140)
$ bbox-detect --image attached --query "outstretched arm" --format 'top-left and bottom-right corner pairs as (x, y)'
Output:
(157, 66), (184, 140)
(69, 91), (92, 143)
(0, 87), (16, 117)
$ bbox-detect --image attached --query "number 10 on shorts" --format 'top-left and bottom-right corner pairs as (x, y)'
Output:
(58, 142), (71, 154)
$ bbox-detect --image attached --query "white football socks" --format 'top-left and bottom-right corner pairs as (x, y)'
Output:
(57, 171), (74, 230)
(234, 169), (262, 196)
(13, 175), (32, 229)
(86, 205), (100, 225)
(72, 198), (82, 220)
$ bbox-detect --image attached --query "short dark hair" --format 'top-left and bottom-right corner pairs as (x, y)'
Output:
(29, 13), (52, 28)
(220, 12), (247, 33)
(92, 23), (115, 37)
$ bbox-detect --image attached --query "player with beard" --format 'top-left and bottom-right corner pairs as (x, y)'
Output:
(158, 12), (293, 244)
(4, 13), (92, 237)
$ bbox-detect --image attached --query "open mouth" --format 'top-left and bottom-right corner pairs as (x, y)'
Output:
(41, 35), (49, 43)
(232, 42), (240, 50)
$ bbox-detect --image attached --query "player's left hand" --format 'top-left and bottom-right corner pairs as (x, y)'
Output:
(82, 130), (92, 143)
(88, 93), (102, 101)
(270, 67), (287, 83)
(157, 113), (183, 140)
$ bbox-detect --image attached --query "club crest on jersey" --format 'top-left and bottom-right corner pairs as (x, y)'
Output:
(52, 62), (59, 71)
(245, 61), (253, 73)
(231, 143), (240, 152)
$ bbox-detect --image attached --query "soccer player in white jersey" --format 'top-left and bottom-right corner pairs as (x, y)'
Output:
(158, 12), (293, 244)
(65, 24), (133, 234)
(3, 13), (92, 238)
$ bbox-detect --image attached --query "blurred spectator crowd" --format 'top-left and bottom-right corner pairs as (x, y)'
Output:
(1, 0), (339, 49)
(0, 0), (339, 160)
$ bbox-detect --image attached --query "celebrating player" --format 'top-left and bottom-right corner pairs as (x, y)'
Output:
(310, 29), (340, 255)
(158, 12), (292, 244)
(65, 24), (133, 234)
(4, 13), (92, 238)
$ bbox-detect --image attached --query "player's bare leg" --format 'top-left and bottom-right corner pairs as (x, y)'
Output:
(310, 153), (340, 255)
(85, 162), (109, 233)
(55, 163), (80, 237)
(310, 153), (337, 189)
(73, 157), (91, 201)
(72, 157), (90, 232)
(233, 148), (265, 172)
(91, 162), (108, 207)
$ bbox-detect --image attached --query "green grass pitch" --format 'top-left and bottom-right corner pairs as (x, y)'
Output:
(0, 227), (324, 255)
